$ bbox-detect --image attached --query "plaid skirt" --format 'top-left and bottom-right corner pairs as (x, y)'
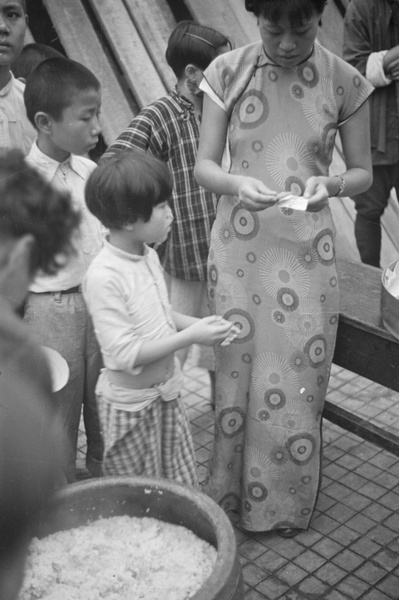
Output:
(97, 392), (198, 487)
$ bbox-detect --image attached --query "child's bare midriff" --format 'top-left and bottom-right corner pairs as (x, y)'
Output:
(107, 353), (175, 390)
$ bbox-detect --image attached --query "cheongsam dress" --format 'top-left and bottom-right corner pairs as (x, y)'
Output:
(202, 40), (373, 532)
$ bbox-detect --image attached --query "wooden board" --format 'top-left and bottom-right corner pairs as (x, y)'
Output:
(183, 0), (259, 49)
(87, 0), (167, 108)
(42, 0), (133, 145)
(123, 0), (176, 91)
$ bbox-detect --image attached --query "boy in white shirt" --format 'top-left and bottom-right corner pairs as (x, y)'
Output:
(23, 56), (104, 482)
(0, 0), (36, 154)
(83, 149), (238, 485)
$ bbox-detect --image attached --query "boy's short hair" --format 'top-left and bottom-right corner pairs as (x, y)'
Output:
(85, 149), (173, 229)
(165, 21), (232, 79)
(24, 57), (100, 126)
(0, 149), (80, 275)
(12, 42), (64, 81)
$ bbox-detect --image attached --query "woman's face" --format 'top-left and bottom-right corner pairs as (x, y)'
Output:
(258, 10), (321, 68)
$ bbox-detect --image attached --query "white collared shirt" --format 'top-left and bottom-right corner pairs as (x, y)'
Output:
(0, 74), (36, 154)
(27, 142), (104, 292)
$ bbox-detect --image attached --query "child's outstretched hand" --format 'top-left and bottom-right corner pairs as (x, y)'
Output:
(188, 315), (237, 346)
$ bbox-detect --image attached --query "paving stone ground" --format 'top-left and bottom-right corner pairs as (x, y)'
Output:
(77, 362), (399, 600)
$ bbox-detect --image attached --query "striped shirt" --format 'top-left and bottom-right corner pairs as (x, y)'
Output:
(101, 88), (217, 281)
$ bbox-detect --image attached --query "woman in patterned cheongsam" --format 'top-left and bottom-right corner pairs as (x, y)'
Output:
(195, 0), (374, 536)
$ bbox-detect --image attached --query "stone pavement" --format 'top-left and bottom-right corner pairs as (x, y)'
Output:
(77, 362), (399, 600)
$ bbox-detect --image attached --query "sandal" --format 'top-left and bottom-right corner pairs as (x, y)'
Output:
(277, 527), (300, 538)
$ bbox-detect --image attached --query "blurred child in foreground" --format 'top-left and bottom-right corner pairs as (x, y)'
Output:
(0, 149), (79, 600)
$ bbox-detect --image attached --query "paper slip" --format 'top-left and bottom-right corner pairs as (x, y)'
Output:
(277, 194), (308, 211)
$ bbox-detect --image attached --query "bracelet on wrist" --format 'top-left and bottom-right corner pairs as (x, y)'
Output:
(334, 174), (346, 197)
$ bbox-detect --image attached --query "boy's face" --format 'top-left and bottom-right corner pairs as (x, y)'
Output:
(0, 0), (27, 68)
(48, 87), (102, 158)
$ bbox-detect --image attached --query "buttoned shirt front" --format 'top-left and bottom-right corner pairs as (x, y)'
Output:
(0, 74), (36, 155)
(83, 240), (176, 376)
(26, 142), (103, 292)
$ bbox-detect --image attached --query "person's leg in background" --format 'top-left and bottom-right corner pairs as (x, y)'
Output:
(83, 313), (104, 477)
(353, 164), (395, 267)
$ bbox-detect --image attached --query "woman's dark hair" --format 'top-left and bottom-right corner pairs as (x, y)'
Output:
(0, 150), (80, 275)
(166, 20), (232, 79)
(24, 57), (100, 126)
(245, 0), (327, 23)
(85, 149), (173, 229)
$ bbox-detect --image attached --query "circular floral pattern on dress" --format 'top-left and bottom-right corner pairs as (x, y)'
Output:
(283, 175), (304, 196)
(290, 82), (305, 100)
(223, 308), (255, 343)
(265, 132), (313, 188)
(304, 334), (326, 367)
(286, 432), (316, 465)
(297, 245), (318, 270)
(290, 208), (327, 241)
(248, 482), (268, 502)
(252, 139), (264, 153)
(219, 492), (241, 513)
(259, 247), (310, 298)
(313, 228), (334, 265)
(297, 61), (319, 88)
(242, 353), (252, 364)
(246, 251), (257, 263)
(306, 136), (329, 165)
(330, 276), (337, 287)
(272, 310), (286, 325)
(268, 70), (278, 82)
(288, 350), (309, 373)
(282, 299), (324, 348)
(264, 387), (286, 410)
(236, 89), (269, 129)
(217, 273), (247, 312)
(217, 407), (246, 438)
(237, 268), (244, 278)
(301, 78), (336, 136)
(252, 352), (299, 403)
(337, 85), (344, 96)
(329, 314), (338, 325)
(218, 221), (235, 245)
(231, 204), (260, 240)
(208, 264), (218, 285)
(252, 294), (261, 305)
(270, 445), (289, 466)
(277, 287), (300, 312)
(258, 408), (270, 421)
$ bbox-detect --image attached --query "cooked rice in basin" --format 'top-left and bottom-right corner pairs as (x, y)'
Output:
(18, 515), (217, 600)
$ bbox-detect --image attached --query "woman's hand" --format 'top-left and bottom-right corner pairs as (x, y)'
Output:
(237, 176), (278, 211)
(303, 177), (329, 211)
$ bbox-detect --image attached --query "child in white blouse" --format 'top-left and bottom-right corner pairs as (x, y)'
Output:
(83, 149), (238, 485)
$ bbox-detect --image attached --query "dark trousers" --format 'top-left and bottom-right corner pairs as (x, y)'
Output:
(353, 163), (399, 267)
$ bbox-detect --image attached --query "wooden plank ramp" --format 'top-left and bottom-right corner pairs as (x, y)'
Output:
(41, 0), (134, 145)
(87, 0), (167, 108)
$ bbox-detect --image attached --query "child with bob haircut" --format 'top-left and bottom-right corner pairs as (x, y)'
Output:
(23, 56), (104, 482)
(101, 21), (233, 396)
(83, 149), (238, 486)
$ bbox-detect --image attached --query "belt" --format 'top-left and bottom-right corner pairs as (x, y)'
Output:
(32, 285), (82, 294)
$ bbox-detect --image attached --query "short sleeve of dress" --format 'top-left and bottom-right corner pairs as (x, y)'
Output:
(202, 42), (262, 118)
(332, 54), (374, 126)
